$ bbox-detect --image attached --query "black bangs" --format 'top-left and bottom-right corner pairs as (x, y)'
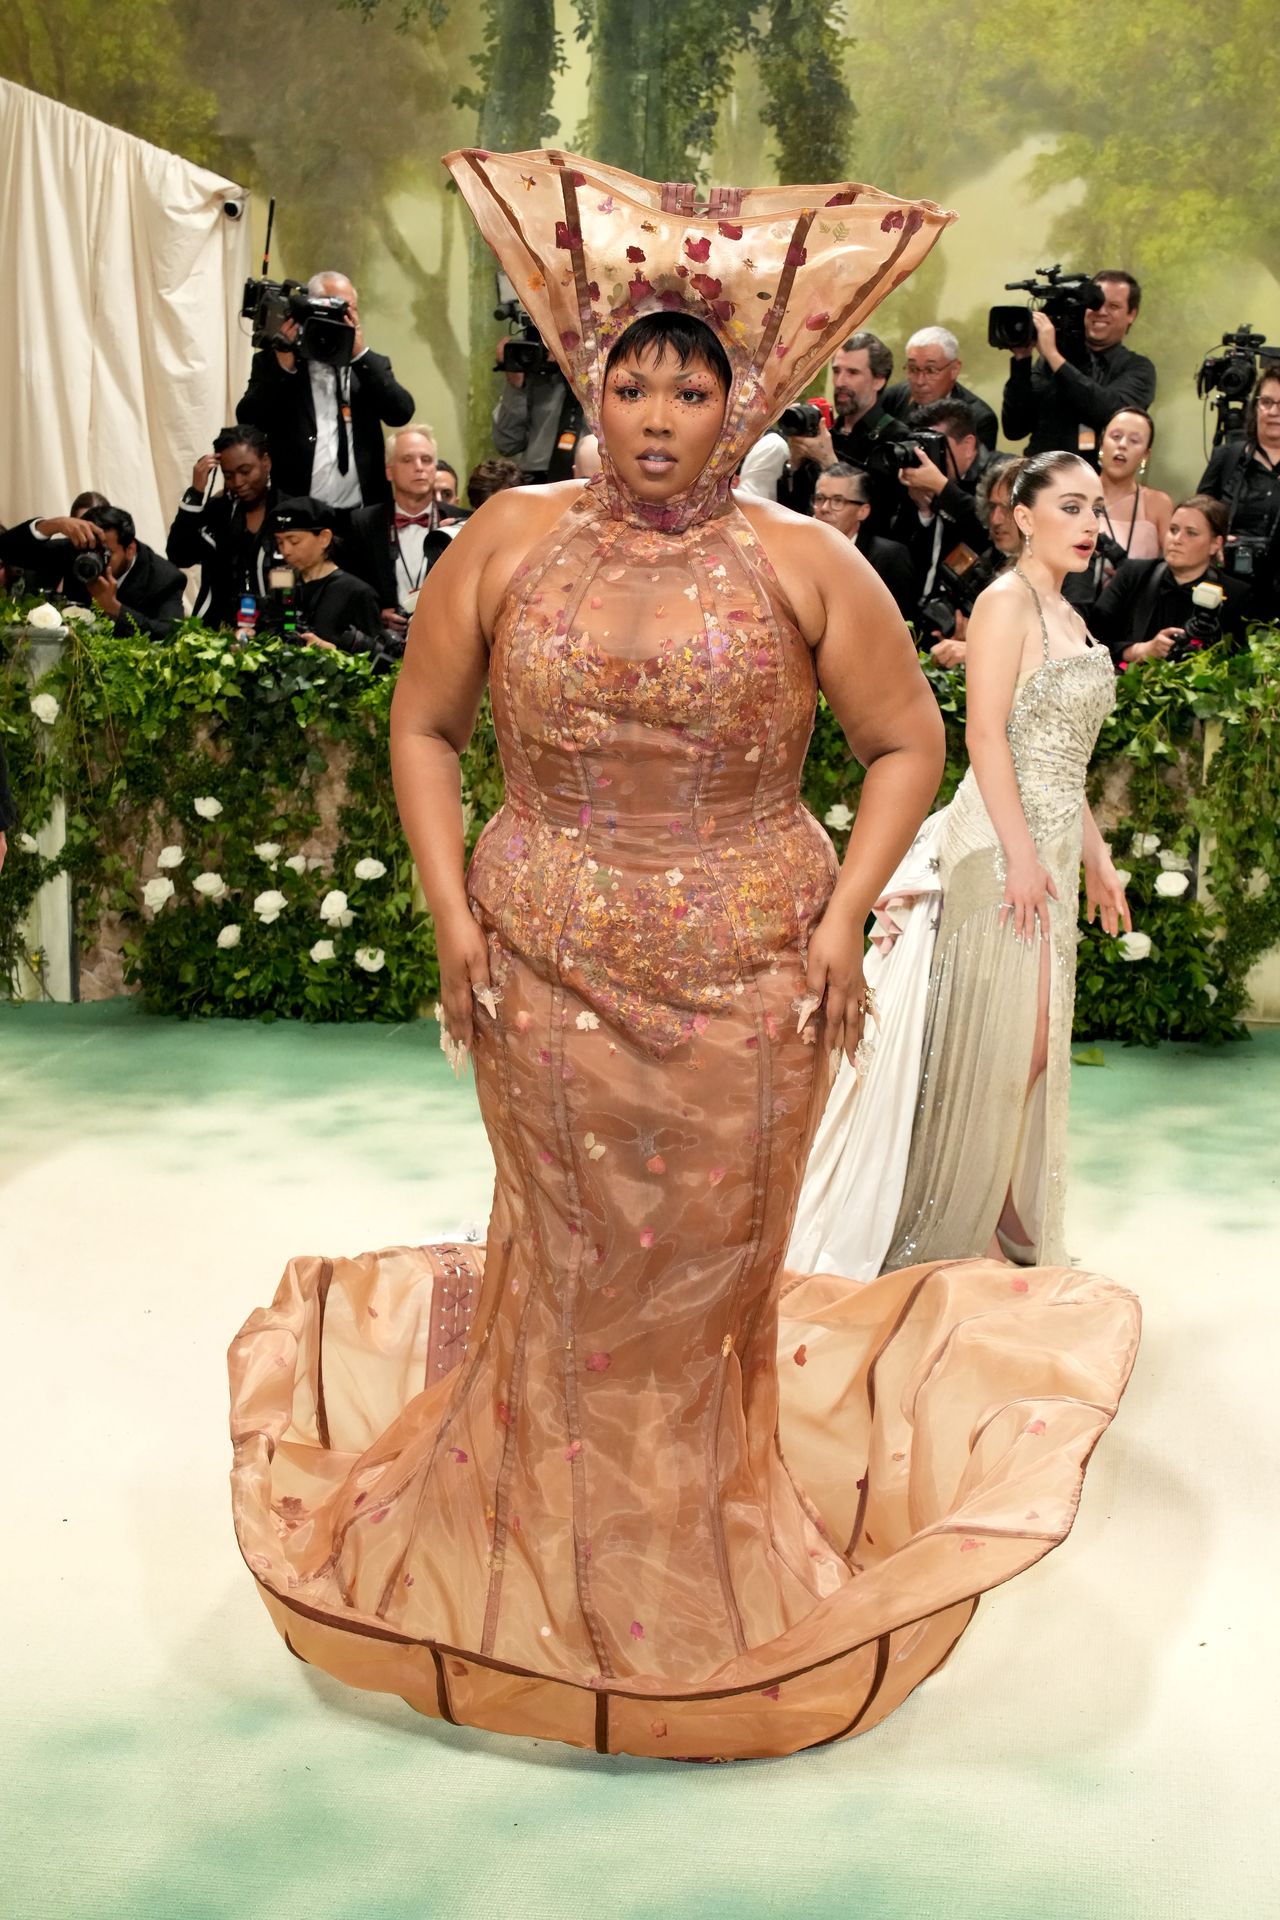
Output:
(604, 312), (732, 394)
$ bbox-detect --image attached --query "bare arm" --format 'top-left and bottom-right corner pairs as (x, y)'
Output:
(964, 580), (1054, 941)
(745, 506), (944, 1062)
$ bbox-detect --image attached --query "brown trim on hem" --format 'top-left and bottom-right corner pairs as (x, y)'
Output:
(314, 1258), (334, 1452)
(594, 1689), (610, 1754)
(430, 1645), (459, 1725)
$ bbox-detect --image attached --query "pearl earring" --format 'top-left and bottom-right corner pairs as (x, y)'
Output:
(1023, 531), (1034, 557)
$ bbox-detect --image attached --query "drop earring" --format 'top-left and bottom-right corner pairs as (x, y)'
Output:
(1023, 531), (1034, 558)
(1138, 458), (1148, 479)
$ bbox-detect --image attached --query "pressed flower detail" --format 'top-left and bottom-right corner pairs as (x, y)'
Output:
(564, 1440), (582, 1462)
(959, 1538), (984, 1552)
(650, 1720), (667, 1739)
(629, 1620), (645, 1640)
(585, 1351), (611, 1373)
(645, 1153), (666, 1174)
(761, 1685), (781, 1701)
(1011, 1277), (1030, 1294)
(639, 1226), (656, 1248)
(575, 1009), (600, 1031)
(449, 1447), (469, 1464)
(1023, 1419), (1047, 1436)
(793, 1343), (808, 1367)
(665, 868), (684, 885)
(583, 1132), (607, 1161)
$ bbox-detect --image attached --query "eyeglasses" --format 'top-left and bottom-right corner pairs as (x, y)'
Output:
(814, 496), (860, 508)
(1256, 396), (1280, 411)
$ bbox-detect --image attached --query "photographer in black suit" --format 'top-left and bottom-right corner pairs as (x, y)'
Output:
(887, 398), (996, 608)
(811, 464), (916, 619)
(1001, 271), (1156, 457)
(1197, 365), (1280, 617)
(345, 426), (465, 637)
(57, 506), (185, 640)
(236, 272), (414, 509)
(166, 426), (280, 629)
(0, 496), (109, 595)
(1093, 496), (1249, 666)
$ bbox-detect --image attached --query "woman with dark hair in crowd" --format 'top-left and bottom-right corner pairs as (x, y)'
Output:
(1094, 493), (1249, 665)
(167, 425), (278, 629)
(1098, 407), (1171, 562)
(270, 495), (383, 653)
(1198, 365), (1280, 544)
(229, 153), (1138, 1762)
(798, 450), (1130, 1276)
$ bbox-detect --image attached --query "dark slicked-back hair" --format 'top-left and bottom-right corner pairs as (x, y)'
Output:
(604, 311), (732, 394)
(85, 504), (136, 547)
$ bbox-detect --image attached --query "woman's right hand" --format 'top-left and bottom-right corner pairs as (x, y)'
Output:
(1000, 853), (1058, 944)
(437, 908), (492, 1051)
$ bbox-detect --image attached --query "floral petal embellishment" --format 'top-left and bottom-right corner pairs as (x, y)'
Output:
(1011, 1277), (1030, 1293)
(784, 242), (808, 267)
(449, 1447), (469, 1464)
(880, 210), (905, 232)
(564, 1440), (582, 1461)
(804, 311), (830, 331)
(761, 1685), (781, 1700)
(498, 1401), (514, 1428)
(794, 1343), (808, 1367)
(575, 1009), (600, 1031)
(639, 1226), (656, 1248)
(626, 245), (646, 262)
(646, 1153), (666, 1175)
(684, 235), (712, 263)
(665, 867), (684, 885)
(629, 1620), (645, 1640)
(1023, 1418), (1047, 1436)
(651, 1719), (667, 1738)
(717, 221), (743, 240)
(707, 1166), (726, 1186)
(959, 1537), (983, 1552)
(585, 1351), (611, 1373)
(744, 745), (762, 762)
(628, 275), (654, 303)
(473, 985), (498, 1019)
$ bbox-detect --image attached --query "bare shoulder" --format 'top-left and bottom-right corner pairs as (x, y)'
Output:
(735, 494), (878, 646)
(971, 568), (1032, 640)
(438, 480), (587, 630)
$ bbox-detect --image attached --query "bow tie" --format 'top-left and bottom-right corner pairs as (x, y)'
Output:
(394, 510), (433, 530)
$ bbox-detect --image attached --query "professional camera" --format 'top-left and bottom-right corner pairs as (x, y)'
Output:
(779, 402), (825, 437)
(1195, 323), (1280, 445)
(1221, 532), (1271, 581)
(72, 549), (107, 584)
(241, 277), (354, 368)
(988, 265), (1105, 358)
(918, 540), (1001, 640)
(864, 428), (951, 477)
(494, 270), (557, 378)
(1163, 580), (1227, 661)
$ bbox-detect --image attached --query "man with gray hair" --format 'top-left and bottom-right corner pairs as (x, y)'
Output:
(235, 269), (415, 507)
(882, 326), (998, 448)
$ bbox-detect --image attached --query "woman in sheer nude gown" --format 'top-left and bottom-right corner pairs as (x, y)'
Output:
(228, 150), (1140, 1761)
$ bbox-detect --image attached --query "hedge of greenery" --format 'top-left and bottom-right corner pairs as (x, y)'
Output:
(3, 593), (1279, 1044)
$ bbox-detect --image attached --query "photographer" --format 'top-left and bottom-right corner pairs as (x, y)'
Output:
(1093, 495), (1248, 666)
(345, 426), (466, 636)
(492, 335), (584, 483)
(917, 457), (1018, 668)
(811, 464), (916, 619)
(887, 398), (996, 606)
(271, 497), (390, 661)
(881, 327), (998, 449)
(778, 332), (909, 530)
(0, 495), (109, 594)
(166, 426), (279, 629)
(1001, 271), (1156, 457)
(60, 506), (185, 640)
(1197, 366), (1280, 614)
(236, 271), (414, 508)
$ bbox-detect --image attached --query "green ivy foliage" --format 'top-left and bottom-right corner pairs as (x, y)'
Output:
(4, 598), (1280, 1041)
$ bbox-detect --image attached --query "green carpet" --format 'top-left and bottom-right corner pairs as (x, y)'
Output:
(3, 1002), (1275, 1919)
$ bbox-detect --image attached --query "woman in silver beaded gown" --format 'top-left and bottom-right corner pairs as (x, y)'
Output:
(793, 451), (1130, 1276)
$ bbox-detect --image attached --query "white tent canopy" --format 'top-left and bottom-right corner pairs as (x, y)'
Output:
(0, 79), (252, 549)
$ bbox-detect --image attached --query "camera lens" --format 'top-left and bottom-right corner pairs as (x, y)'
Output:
(72, 550), (105, 583)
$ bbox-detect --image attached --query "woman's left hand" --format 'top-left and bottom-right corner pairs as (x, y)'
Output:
(806, 904), (868, 1066)
(1085, 856), (1133, 937)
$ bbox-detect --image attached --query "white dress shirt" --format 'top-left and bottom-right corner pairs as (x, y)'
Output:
(308, 357), (364, 508)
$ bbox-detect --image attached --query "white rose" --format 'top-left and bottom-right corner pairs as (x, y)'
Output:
(26, 604), (64, 633)
(29, 692), (60, 724)
(354, 946), (386, 972)
(1112, 869), (1132, 889)
(253, 888), (288, 924)
(283, 853), (307, 875)
(254, 841), (282, 862)
(62, 603), (96, 626)
(216, 924), (242, 950)
(193, 796), (223, 820)
(309, 939), (336, 963)
(353, 857), (387, 882)
(142, 876), (175, 910)
(319, 889), (350, 925)
(1205, 982), (1219, 1003)
(1118, 930), (1152, 961)
(157, 845), (184, 870)
(18, 832), (39, 854)
(1154, 871), (1189, 898)
(1158, 849), (1192, 872)
(193, 871), (227, 899)
(1130, 833), (1160, 858)
(824, 802), (854, 832)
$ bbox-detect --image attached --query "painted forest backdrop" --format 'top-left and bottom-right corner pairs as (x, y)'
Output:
(3, 0), (1278, 489)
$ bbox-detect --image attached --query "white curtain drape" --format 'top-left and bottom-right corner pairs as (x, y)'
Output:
(0, 79), (252, 549)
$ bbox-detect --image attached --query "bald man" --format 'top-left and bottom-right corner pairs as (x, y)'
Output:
(235, 268), (415, 507)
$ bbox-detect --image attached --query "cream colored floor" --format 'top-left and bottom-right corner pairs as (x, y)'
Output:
(2, 1003), (1275, 1920)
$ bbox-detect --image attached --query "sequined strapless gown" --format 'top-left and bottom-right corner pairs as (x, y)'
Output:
(229, 490), (1139, 1760)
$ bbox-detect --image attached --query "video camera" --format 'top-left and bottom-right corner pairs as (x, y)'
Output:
(864, 428), (951, 478)
(1195, 323), (1280, 446)
(988, 265), (1105, 360)
(241, 278), (355, 368)
(494, 270), (557, 378)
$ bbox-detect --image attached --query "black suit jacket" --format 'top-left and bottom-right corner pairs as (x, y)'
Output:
(1001, 342), (1156, 455)
(1093, 559), (1251, 663)
(166, 487), (281, 628)
(0, 519), (74, 594)
(235, 348), (415, 505)
(65, 542), (187, 640)
(855, 531), (917, 620)
(344, 503), (464, 611)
